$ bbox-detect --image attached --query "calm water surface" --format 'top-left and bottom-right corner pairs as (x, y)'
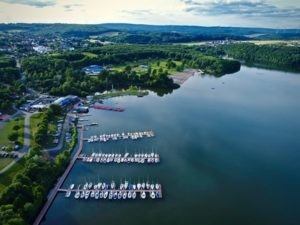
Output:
(41, 66), (300, 225)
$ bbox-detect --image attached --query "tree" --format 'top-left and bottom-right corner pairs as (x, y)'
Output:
(13, 125), (20, 131)
(8, 132), (18, 142)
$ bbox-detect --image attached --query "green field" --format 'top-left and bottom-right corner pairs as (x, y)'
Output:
(0, 117), (24, 148)
(112, 60), (183, 75)
(0, 158), (14, 170)
(0, 157), (26, 192)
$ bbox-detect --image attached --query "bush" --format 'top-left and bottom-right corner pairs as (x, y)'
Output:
(8, 132), (18, 142)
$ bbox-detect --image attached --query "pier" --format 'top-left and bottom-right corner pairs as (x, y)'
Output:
(77, 152), (160, 164)
(58, 181), (163, 200)
(86, 130), (155, 143)
(33, 126), (85, 225)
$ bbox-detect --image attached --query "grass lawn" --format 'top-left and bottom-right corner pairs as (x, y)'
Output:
(0, 158), (14, 170)
(0, 116), (25, 148)
(30, 113), (43, 146)
(113, 60), (183, 75)
(0, 157), (26, 192)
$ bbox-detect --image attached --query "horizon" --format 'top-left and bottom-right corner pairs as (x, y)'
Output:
(0, 0), (299, 29)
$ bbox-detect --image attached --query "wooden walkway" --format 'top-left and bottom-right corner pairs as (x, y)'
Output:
(33, 126), (85, 225)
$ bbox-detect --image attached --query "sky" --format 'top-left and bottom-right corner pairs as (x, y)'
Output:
(0, 0), (299, 28)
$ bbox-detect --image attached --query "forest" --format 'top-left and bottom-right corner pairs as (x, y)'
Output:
(21, 44), (241, 97)
(221, 43), (300, 72)
(0, 55), (26, 113)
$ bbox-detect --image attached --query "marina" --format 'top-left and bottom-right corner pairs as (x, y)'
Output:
(59, 181), (163, 200)
(86, 130), (155, 143)
(78, 152), (160, 164)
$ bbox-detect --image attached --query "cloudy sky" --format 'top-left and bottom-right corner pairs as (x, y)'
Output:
(0, 0), (299, 28)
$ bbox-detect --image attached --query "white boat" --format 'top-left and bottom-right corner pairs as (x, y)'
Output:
(137, 183), (141, 190)
(74, 191), (80, 199)
(65, 190), (71, 198)
(85, 190), (90, 199)
(155, 183), (160, 190)
(88, 182), (93, 189)
(95, 190), (99, 199)
(99, 191), (103, 199)
(140, 191), (146, 199)
(150, 184), (155, 190)
(150, 191), (156, 199)
(109, 191), (113, 199)
(118, 191), (122, 199)
(132, 191), (136, 199)
(90, 190), (95, 198)
(124, 180), (129, 190)
(80, 190), (85, 199)
(104, 191), (108, 199)
(123, 191), (127, 199)
(128, 191), (132, 199)
(111, 181), (116, 189)
(69, 184), (75, 190)
(83, 182), (88, 190)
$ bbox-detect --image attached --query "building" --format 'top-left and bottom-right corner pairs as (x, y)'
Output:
(82, 65), (104, 76)
(33, 46), (51, 54)
(74, 106), (89, 113)
(53, 95), (80, 107)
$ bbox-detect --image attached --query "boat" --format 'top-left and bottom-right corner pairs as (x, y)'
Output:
(132, 191), (136, 199)
(85, 190), (90, 199)
(69, 184), (75, 190)
(65, 190), (71, 198)
(90, 190), (95, 198)
(124, 180), (129, 190)
(140, 191), (146, 199)
(123, 191), (127, 199)
(117, 191), (122, 200)
(80, 190), (85, 199)
(99, 191), (103, 199)
(109, 191), (113, 200)
(74, 190), (80, 199)
(103, 191), (108, 199)
(88, 182), (93, 189)
(95, 190), (99, 199)
(113, 192), (118, 200)
(111, 181), (116, 189)
(155, 183), (160, 190)
(150, 191), (156, 199)
(128, 191), (132, 199)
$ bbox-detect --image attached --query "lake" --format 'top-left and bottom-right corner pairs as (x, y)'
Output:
(41, 66), (300, 225)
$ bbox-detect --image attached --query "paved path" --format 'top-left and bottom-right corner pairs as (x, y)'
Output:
(33, 126), (84, 225)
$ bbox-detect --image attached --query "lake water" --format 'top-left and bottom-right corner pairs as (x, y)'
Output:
(41, 66), (300, 225)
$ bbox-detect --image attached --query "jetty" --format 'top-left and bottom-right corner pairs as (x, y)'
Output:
(58, 181), (162, 200)
(78, 152), (160, 164)
(93, 104), (125, 112)
(33, 126), (85, 225)
(86, 130), (155, 143)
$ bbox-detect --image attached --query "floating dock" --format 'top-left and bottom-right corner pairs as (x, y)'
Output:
(86, 130), (155, 143)
(78, 152), (160, 164)
(93, 104), (125, 112)
(59, 182), (162, 200)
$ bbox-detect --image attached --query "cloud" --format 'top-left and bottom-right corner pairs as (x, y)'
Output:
(0, 0), (56, 8)
(181, 0), (300, 18)
(63, 4), (83, 12)
(122, 9), (154, 17)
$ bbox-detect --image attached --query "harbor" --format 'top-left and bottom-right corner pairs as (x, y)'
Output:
(86, 130), (155, 143)
(78, 152), (160, 164)
(59, 181), (162, 200)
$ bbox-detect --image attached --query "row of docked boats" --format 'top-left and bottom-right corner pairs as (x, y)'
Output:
(79, 152), (160, 164)
(86, 131), (155, 143)
(64, 181), (162, 200)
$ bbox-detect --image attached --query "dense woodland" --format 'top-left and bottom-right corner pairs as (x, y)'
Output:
(21, 44), (240, 97)
(0, 54), (26, 113)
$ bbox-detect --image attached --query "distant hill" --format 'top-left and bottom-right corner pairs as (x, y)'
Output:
(0, 23), (299, 42)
